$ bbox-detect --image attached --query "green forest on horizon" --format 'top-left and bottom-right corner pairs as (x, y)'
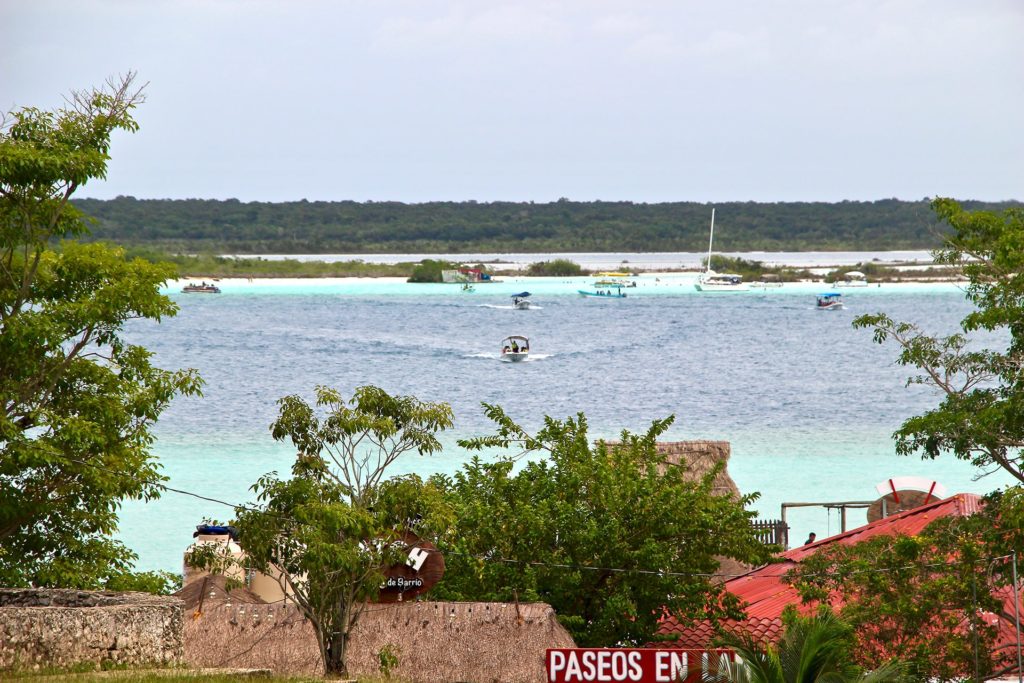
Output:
(71, 196), (1022, 254)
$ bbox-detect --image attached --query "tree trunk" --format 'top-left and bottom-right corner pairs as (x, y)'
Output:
(324, 628), (350, 678)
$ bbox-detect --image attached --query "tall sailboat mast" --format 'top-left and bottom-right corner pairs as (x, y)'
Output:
(705, 208), (715, 274)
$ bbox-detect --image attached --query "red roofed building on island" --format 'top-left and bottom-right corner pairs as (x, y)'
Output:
(654, 493), (1022, 675)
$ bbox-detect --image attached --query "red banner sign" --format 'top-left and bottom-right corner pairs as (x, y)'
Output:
(546, 648), (736, 683)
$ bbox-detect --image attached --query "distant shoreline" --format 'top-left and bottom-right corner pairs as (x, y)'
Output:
(161, 250), (955, 281)
(213, 249), (938, 269)
(169, 272), (968, 288)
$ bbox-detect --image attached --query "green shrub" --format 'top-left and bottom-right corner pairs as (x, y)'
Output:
(526, 259), (585, 276)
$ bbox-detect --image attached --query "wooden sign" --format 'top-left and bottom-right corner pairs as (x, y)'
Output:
(377, 531), (445, 602)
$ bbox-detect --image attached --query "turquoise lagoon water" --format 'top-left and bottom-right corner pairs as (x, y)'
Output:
(120, 274), (1014, 573)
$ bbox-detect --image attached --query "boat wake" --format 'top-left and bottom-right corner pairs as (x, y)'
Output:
(478, 304), (543, 310)
(464, 353), (553, 362)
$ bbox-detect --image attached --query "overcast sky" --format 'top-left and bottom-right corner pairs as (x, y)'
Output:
(2, 0), (1022, 203)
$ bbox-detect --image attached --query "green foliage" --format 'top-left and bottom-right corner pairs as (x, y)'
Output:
(122, 246), (417, 278)
(103, 569), (182, 595)
(69, 196), (1022, 254)
(62, 196), (1023, 254)
(708, 255), (815, 282)
(0, 74), (202, 588)
(783, 492), (1024, 682)
(377, 644), (400, 678)
(430, 406), (771, 646)
(707, 607), (905, 683)
(269, 385), (454, 504)
(824, 262), (898, 283)
(406, 259), (462, 283)
(222, 386), (454, 676)
(526, 259), (586, 276)
(853, 199), (1024, 484)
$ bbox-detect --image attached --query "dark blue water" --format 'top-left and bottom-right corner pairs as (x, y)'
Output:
(121, 277), (1011, 572)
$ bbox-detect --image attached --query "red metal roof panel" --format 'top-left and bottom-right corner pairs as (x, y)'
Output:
(656, 493), (991, 645)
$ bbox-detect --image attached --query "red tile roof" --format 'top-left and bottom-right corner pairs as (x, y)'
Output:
(655, 617), (783, 649)
(656, 493), (1001, 645)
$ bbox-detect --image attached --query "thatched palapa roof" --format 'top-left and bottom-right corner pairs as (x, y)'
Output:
(652, 441), (749, 581)
(652, 440), (741, 498)
(175, 574), (264, 614)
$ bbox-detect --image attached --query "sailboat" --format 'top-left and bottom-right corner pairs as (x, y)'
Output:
(694, 209), (748, 292)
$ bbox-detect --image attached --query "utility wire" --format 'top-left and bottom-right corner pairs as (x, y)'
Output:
(474, 551), (1015, 580)
(67, 456), (294, 521)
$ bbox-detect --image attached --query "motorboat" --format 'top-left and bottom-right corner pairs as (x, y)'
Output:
(578, 286), (627, 298)
(462, 282), (476, 293)
(511, 292), (534, 309)
(816, 292), (844, 310)
(593, 272), (637, 288)
(182, 282), (221, 294)
(694, 209), (748, 292)
(500, 335), (530, 362)
(835, 270), (868, 287)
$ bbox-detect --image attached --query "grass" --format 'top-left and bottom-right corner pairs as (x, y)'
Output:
(9, 672), (322, 682)
(7, 667), (410, 682)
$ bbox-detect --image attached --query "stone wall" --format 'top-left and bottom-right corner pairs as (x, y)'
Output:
(0, 589), (183, 672)
(183, 600), (576, 681)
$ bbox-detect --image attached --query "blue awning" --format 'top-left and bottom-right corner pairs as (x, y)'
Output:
(511, 292), (531, 298)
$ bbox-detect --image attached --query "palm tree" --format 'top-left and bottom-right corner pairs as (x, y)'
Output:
(705, 608), (904, 683)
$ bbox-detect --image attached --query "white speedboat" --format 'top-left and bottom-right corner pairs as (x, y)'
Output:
(500, 335), (530, 362)
(694, 209), (748, 292)
(816, 292), (844, 310)
(835, 270), (868, 287)
(511, 292), (534, 309)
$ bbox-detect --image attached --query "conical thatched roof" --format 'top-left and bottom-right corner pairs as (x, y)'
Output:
(183, 600), (574, 681)
(653, 440), (740, 498)
(601, 439), (740, 498)
(174, 574), (265, 614)
(651, 441), (749, 581)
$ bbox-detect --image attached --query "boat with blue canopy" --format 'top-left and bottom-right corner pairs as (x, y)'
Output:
(816, 292), (844, 310)
(511, 292), (534, 309)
